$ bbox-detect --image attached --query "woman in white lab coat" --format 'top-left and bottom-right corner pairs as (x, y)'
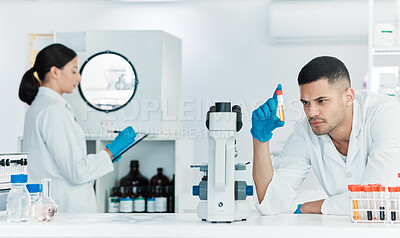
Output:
(19, 43), (135, 213)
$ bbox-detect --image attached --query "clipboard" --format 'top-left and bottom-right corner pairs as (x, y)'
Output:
(112, 133), (149, 162)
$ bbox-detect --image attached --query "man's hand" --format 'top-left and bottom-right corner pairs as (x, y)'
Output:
(250, 84), (285, 142)
(299, 199), (325, 214)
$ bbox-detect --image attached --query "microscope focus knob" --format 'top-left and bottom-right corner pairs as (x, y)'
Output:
(246, 185), (254, 196)
(193, 185), (200, 196)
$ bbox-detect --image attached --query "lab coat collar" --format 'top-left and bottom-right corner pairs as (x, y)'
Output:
(37, 87), (77, 121)
(316, 97), (362, 166)
(37, 87), (71, 109)
(38, 87), (67, 104)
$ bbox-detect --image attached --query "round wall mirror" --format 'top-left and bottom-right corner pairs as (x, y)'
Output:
(78, 51), (138, 112)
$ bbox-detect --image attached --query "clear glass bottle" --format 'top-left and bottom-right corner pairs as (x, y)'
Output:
(7, 174), (31, 223)
(31, 178), (58, 222)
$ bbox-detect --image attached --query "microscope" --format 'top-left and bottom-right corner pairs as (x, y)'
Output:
(192, 102), (253, 223)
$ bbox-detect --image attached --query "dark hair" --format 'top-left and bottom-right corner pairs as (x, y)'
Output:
(19, 43), (77, 105)
(297, 56), (351, 88)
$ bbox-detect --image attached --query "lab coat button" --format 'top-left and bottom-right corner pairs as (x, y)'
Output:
(346, 172), (351, 178)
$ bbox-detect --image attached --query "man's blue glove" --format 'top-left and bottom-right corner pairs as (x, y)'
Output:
(106, 126), (136, 161)
(294, 204), (303, 214)
(250, 84), (285, 142)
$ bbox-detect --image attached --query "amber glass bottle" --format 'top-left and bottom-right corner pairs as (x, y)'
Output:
(150, 168), (169, 186)
(120, 160), (149, 187)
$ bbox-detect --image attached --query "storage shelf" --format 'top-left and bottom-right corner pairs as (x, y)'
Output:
(372, 48), (400, 55)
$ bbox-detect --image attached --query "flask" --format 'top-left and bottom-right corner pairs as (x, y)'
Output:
(133, 186), (146, 213)
(31, 178), (58, 222)
(26, 184), (42, 204)
(120, 160), (149, 187)
(146, 186), (156, 213)
(108, 187), (121, 213)
(119, 186), (133, 213)
(6, 174), (31, 222)
(150, 168), (169, 186)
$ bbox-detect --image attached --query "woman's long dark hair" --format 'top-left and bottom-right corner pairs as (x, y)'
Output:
(19, 43), (77, 105)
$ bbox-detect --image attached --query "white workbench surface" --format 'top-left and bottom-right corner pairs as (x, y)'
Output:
(0, 212), (399, 238)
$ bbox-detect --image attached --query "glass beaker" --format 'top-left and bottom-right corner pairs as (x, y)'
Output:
(31, 178), (58, 222)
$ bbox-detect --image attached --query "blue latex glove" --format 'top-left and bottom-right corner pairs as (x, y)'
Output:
(294, 204), (303, 214)
(250, 84), (285, 142)
(106, 126), (136, 161)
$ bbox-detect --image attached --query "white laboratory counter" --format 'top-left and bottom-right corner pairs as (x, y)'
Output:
(0, 212), (399, 238)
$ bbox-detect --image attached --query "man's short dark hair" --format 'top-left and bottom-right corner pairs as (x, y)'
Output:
(297, 56), (351, 88)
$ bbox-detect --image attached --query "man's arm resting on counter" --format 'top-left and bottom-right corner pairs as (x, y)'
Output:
(252, 138), (274, 203)
(300, 199), (325, 214)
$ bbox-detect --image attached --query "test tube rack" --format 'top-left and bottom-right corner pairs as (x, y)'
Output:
(349, 185), (400, 224)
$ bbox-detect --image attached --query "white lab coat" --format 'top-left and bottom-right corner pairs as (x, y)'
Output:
(255, 91), (400, 215)
(23, 87), (114, 213)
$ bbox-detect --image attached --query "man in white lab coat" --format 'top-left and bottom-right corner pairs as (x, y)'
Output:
(251, 56), (400, 215)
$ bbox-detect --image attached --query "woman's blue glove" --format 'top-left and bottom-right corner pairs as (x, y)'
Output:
(250, 84), (285, 142)
(106, 126), (136, 160)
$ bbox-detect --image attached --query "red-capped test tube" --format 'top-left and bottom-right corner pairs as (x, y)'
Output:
(378, 186), (386, 221)
(363, 185), (374, 221)
(276, 90), (285, 122)
(389, 187), (397, 221)
(348, 185), (361, 220)
(370, 184), (381, 220)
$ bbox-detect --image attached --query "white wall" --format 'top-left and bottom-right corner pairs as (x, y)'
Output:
(0, 0), (369, 196)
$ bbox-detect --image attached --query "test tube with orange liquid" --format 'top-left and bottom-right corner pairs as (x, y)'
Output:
(276, 89), (285, 121)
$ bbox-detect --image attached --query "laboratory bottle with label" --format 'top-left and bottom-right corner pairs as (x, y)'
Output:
(6, 174), (31, 223)
(119, 186), (134, 213)
(146, 186), (156, 213)
(150, 168), (169, 187)
(31, 178), (58, 222)
(133, 186), (146, 213)
(154, 186), (167, 213)
(108, 187), (121, 213)
(120, 160), (149, 187)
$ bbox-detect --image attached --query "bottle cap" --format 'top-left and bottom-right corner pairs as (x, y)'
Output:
(130, 160), (139, 168)
(371, 184), (380, 192)
(26, 183), (42, 193)
(379, 186), (386, 192)
(389, 187), (397, 192)
(157, 168), (163, 173)
(10, 174), (28, 183)
(348, 184), (355, 192)
(276, 90), (283, 96)
(363, 185), (372, 192)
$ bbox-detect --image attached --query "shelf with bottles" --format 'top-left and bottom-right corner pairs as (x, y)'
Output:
(108, 163), (175, 214)
(89, 136), (194, 213)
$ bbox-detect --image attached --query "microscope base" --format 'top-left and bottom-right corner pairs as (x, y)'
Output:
(196, 200), (251, 223)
